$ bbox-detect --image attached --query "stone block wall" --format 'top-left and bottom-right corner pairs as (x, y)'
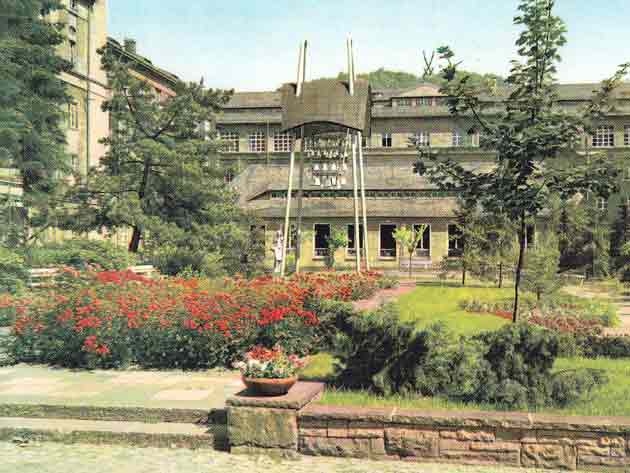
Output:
(298, 405), (630, 471)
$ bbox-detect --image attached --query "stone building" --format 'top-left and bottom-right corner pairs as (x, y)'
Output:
(219, 82), (630, 271)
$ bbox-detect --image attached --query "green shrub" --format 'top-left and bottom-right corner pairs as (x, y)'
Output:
(335, 305), (605, 409)
(0, 246), (27, 294)
(376, 275), (400, 290)
(25, 239), (136, 271)
(579, 335), (630, 359)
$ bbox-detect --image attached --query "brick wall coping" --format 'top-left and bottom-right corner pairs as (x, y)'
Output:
(226, 382), (325, 410)
(300, 404), (630, 433)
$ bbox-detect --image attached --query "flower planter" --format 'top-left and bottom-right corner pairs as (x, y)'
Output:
(242, 375), (298, 396)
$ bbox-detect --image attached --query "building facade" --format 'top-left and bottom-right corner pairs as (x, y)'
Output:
(219, 83), (630, 271)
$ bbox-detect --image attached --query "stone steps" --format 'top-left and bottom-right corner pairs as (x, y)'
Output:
(0, 402), (225, 425)
(0, 416), (224, 449)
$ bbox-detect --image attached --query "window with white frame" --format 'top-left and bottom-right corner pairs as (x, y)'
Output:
(273, 132), (293, 152)
(448, 224), (464, 256)
(379, 224), (397, 258)
(624, 126), (630, 146)
(413, 131), (430, 147)
(313, 224), (330, 258)
(68, 102), (79, 129)
(592, 125), (615, 147)
(452, 130), (463, 147)
(468, 128), (480, 147)
(346, 224), (364, 257)
(597, 197), (608, 212)
(224, 168), (235, 184)
(382, 133), (392, 147)
(219, 131), (239, 152)
(69, 40), (78, 68)
(396, 98), (412, 108)
(413, 224), (431, 258)
(625, 166), (630, 181)
(418, 97), (433, 106)
(285, 224), (298, 251)
(248, 131), (266, 152)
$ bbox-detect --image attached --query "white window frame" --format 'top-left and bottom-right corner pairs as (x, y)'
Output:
(273, 132), (293, 152)
(448, 223), (464, 257)
(382, 133), (392, 148)
(68, 102), (79, 129)
(219, 131), (239, 152)
(452, 130), (463, 147)
(378, 223), (397, 259)
(597, 197), (608, 212)
(248, 131), (266, 153)
(69, 40), (78, 68)
(592, 125), (615, 148)
(313, 223), (331, 259)
(285, 223), (298, 251)
(413, 224), (431, 258)
(413, 131), (430, 147)
(346, 224), (364, 258)
(624, 125), (630, 146)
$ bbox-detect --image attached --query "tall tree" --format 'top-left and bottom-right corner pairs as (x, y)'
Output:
(414, 0), (628, 321)
(0, 0), (72, 244)
(67, 47), (251, 275)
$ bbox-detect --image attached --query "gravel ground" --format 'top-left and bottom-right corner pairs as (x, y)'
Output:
(0, 441), (563, 473)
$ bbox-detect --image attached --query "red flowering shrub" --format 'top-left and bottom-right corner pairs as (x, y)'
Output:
(8, 270), (387, 369)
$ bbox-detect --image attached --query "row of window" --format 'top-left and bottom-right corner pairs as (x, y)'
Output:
(254, 223), (464, 259)
(591, 125), (630, 147)
(381, 130), (479, 148)
(219, 131), (293, 153)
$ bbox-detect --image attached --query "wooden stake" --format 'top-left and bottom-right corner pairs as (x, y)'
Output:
(295, 130), (305, 274)
(281, 149), (295, 277)
(358, 131), (369, 270)
(351, 133), (361, 273)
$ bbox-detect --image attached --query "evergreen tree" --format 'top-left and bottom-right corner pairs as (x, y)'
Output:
(522, 233), (562, 301)
(0, 0), (72, 244)
(611, 201), (630, 277)
(414, 0), (628, 321)
(66, 46), (254, 276)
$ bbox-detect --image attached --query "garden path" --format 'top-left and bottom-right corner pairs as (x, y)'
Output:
(351, 280), (417, 312)
(563, 285), (630, 336)
(0, 364), (244, 410)
(0, 441), (568, 473)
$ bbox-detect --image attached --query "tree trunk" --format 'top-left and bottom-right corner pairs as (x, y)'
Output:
(409, 252), (412, 278)
(462, 260), (466, 286)
(513, 213), (527, 323)
(498, 262), (503, 288)
(128, 227), (141, 253)
(127, 160), (151, 254)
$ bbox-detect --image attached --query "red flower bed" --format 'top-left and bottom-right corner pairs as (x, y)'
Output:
(8, 269), (387, 369)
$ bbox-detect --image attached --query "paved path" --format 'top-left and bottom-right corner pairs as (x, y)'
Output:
(352, 281), (417, 312)
(563, 285), (630, 336)
(0, 364), (243, 410)
(0, 441), (566, 473)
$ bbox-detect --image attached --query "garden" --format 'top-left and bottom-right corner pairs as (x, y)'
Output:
(2, 256), (630, 418)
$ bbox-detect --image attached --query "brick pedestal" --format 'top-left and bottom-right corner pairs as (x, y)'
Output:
(226, 381), (324, 458)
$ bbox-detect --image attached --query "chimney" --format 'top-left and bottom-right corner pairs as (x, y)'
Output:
(123, 38), (137, 55)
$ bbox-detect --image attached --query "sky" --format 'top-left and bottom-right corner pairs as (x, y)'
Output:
(108, 0), (630, 92)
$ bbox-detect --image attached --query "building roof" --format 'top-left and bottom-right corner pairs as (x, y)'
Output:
(244, 197), (458, 219)
(223, 91), (282, 109)
(107, 37), (179, 88)
(280, 79), (371, 135)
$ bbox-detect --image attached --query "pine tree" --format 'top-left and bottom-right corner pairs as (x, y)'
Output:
(66, 46), (254, 276)
(0, 0), (72, 244)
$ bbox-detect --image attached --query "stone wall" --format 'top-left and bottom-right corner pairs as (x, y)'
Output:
(298, 405), (630, 471)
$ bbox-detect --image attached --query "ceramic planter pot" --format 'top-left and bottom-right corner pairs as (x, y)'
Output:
(242, 375), (298, 396)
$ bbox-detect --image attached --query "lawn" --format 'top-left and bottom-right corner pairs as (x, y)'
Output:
(396, 283), (511, 335)
(300, 283), (630, 418)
